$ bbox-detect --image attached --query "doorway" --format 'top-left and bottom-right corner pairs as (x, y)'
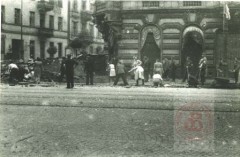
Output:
(182, 31), (203, 76)
(141, 32), (160, 70)
(12, 39), (23, 60)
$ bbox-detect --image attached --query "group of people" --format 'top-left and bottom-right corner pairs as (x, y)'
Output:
(107, 56), (177, 87)
(6, 58), (43, 85)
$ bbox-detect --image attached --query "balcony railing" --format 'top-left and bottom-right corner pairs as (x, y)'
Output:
(37, 0), (54, 13)
(81, 10), (92, 22)
(38, 27), (53, 38)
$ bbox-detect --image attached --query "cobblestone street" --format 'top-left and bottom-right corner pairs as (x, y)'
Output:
(0, 85), (239, 157)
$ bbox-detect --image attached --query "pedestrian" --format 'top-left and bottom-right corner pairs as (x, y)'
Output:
(107, 59), (116, 84)
(153, 59), (163, 76)
(163, 58), (170, 80)
(170, 58), (177, 82)
(142, 56), (151, 82)
(182, 56), (193, 82)
(199, 56), (207, 85)
(64, 54), (78, 88)
(84, 55), (95, 85)
(217, 58), (227, 77)
(59, 57), (66, 82)
(17, 59), (26, 82)
(129, 60), (144, 86)
(34, 57), (43, 84)
(8, 61), (19, 85)
(233, 57), (240, 84)
(113, 60), (129, 86)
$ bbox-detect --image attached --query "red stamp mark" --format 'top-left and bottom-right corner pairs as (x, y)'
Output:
(175, 102), (214, 141)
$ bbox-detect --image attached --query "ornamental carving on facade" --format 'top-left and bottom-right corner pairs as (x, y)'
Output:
(141, 25), (161, 48)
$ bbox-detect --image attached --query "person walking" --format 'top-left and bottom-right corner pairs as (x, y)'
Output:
(84, 55), (95, 85)
(170, 58), (177, 82)
(64, 54), (78, 88)
(113, 60), (129, 86)
(34, 57), (43, 84)
(129, 60), (144, 86)
(233, 57), (240, 84)
(142, 56), (150, 82)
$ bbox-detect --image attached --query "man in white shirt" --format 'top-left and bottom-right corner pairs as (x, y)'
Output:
(8, 62), (19, 85)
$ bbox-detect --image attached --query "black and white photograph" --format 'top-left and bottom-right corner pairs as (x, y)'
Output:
(0, 0), (240, 156)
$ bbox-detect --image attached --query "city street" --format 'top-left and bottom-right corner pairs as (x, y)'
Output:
(0, 85), (240, 157)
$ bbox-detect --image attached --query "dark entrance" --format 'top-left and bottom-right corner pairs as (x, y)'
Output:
(182, 31), (203, 76)
(12, 39), (23, 60)
(141, 32), (160, 71)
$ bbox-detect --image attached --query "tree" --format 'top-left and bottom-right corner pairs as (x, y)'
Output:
(69, 30), (93, 49)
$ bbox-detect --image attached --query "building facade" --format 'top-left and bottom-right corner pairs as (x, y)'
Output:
(1, 0), (104, 61)
(94, 1), (240, 77)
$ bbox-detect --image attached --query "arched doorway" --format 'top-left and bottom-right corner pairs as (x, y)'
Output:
(141, 32), (160, 63)
(182, 26), (204, 76)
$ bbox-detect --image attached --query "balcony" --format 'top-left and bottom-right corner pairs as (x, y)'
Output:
(81, 10), (92, 22)
(71, 10), (80, 19)
(37, 0), (54, 13)
(38, 27), (53, 38)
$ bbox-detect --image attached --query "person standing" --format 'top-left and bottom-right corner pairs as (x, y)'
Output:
(129, 60), (144, 86)
(170, 58), (177, 82)
(59, 57), (66, 82)
(199, 56), (207, 85)
(233, 57), (240, 84)
(153, 59), (163, 76)
(217, 58), (227, 77)
(84, 55), (95, 85)
(142, 56), (150, 82)
(163, 58), (170, 80)
(107, 59), (116, 84)
(182, 57), (193, 82)
(64, 54), (78, 88)
(34, 57), (43, 84)
(113, 60), (129, 86)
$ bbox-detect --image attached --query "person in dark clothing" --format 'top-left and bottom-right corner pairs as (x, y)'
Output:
(64, 54), (78, 88)
(113, 60), (129, 86)
(59, 57), (66, 82)
(170, 58), (177, 82)
(142, 56), (151, 82)
(84, 55), (95, 85)
(182, 57), (193, 82)
(233, 57), (240, 84)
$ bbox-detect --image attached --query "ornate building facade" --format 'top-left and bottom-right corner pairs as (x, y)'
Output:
(1, 0), (104, 61)
(94, 1), (240, 77)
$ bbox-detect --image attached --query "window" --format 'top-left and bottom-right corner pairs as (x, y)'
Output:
(1, 5), (5, 23)
(72, 21), (78, 34)
(142, 1), (159, 7)
(14, 8), (21, 25)
(183, 1), (202, 6)
(40, 13), (45, 28)
(73, 0), (78, 11)
(1, 35), (5, 54)
(58, 0), (62, 8)
(82, 0), (86, 10)
(58, 17), (63, 31)
(30, 40), (35, 59)
(49, 15), (54, 29)
(29, 11), (35, 27)
(58, 43), (62, 57)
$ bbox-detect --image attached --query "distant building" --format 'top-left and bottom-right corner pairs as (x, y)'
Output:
(94, 1), (240, 77)
(1, 0), (104, 61)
